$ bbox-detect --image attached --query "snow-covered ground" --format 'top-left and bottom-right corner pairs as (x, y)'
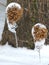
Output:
(0, 44), (49, 65)
(0, 0), (49, 65)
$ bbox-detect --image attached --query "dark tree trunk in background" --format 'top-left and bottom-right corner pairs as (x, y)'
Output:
(7, 0), (49, 48)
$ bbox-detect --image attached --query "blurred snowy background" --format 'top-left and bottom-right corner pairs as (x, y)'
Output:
(0, 0), (7, 40)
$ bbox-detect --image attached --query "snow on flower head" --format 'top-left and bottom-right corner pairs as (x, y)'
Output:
(32, 23), (48, 50)
(6, 2), (21, 13)
(31, 23), (48, 42)
(6, 2), (23, 24)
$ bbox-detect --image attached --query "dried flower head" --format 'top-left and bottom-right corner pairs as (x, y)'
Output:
(6, 4), (23, 24)
(33, 25), (48, 41)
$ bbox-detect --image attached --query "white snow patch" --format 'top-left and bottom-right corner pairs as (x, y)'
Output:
(6, 2), (21, 13)
(0, 44), (49, 65)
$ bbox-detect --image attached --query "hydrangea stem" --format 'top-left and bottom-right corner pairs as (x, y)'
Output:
(15, 32), (18, 47)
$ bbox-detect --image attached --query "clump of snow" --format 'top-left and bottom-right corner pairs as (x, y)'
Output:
(34, 23), (46, 29)
(35, 39), (45, 51)
(7, 19), (18, 33)
(6, 2), (21, 13)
